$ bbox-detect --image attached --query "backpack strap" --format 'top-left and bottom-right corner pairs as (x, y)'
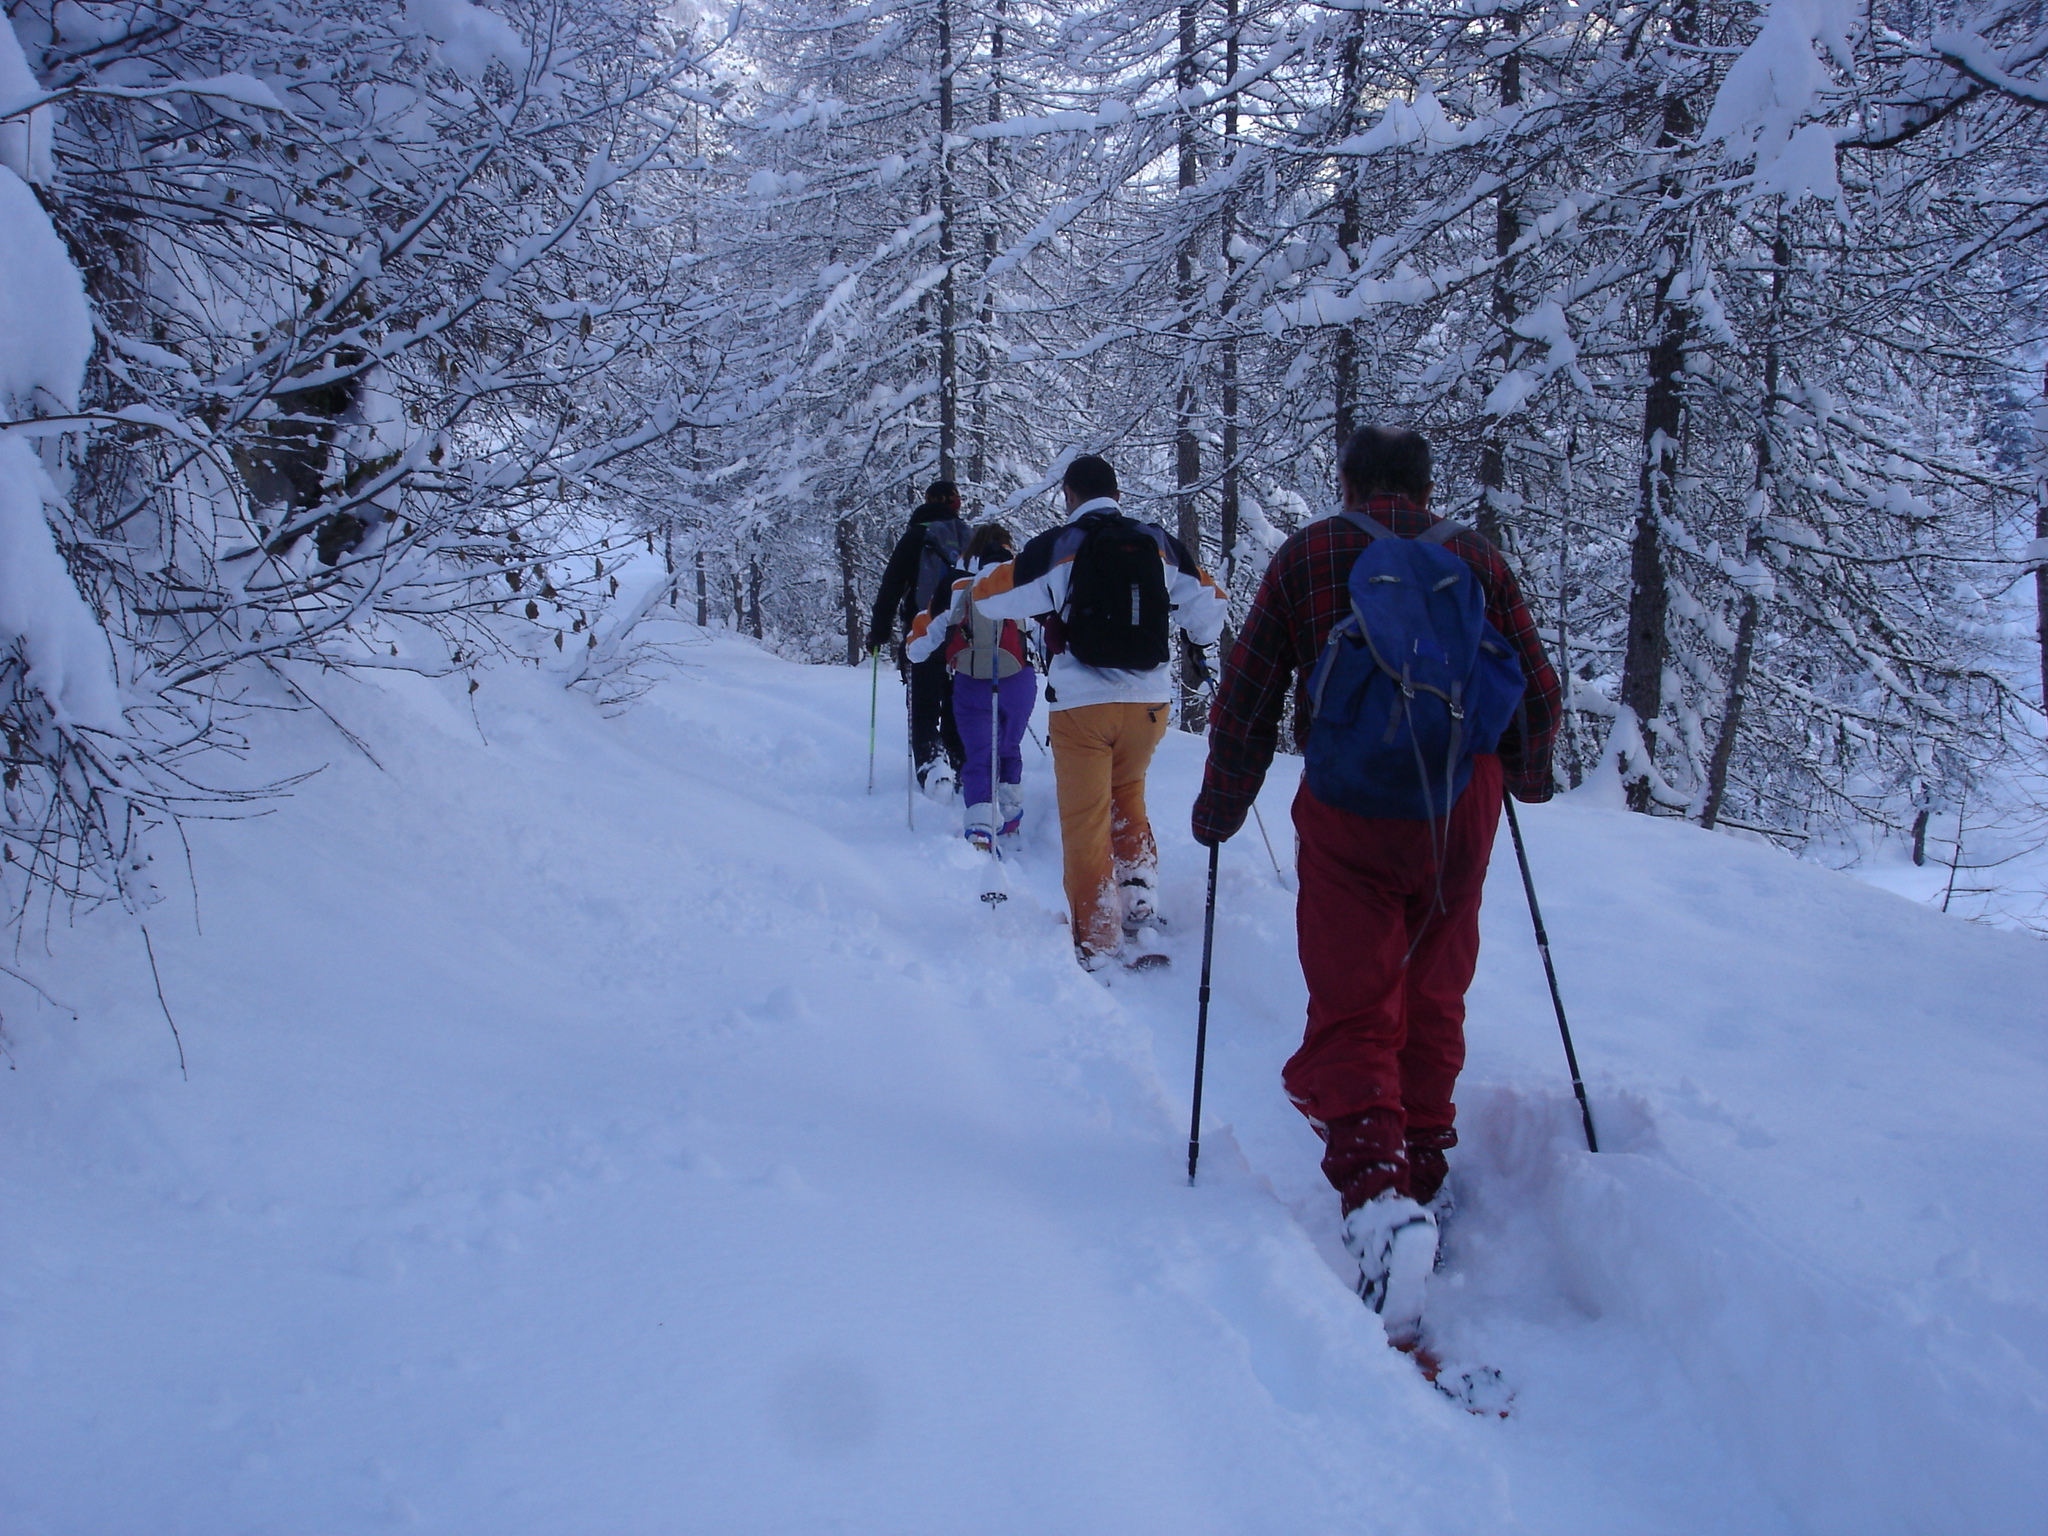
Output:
(1337, 509), (1399, 541)
(1336, 508), (1471, 546)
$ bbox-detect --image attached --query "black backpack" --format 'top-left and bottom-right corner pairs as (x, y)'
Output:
(1059, 512), (1172, 670)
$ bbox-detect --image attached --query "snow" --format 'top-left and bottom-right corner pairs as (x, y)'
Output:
(0, 161), (120, 732)
(0, 165), (89, 413)
(2, 632), (2045, 1532)
(1704, 0), (1858, 208)
(0, 15), (53, 183)
(404, 0), (530, 80)
(0, 440), (124, 731)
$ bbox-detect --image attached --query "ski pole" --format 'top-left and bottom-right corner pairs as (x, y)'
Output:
(1187, 841), (1221, 1184)
(1503, 797), (1598, 1153)
(867, 648), (881, 794)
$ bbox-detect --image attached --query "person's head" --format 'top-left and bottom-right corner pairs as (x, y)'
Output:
(1338, 427), (1433, 507)
(924, 480), (961, 513)
(965, 522), (1014, 569)
(1061, 454), (1118, 510)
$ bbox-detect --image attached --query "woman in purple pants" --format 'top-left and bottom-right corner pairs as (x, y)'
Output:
(905, 524), (1038, 848)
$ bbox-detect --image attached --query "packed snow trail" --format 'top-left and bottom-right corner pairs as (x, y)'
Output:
(2, 632), (2044, 1535)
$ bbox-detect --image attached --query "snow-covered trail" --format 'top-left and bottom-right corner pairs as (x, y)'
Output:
(3, 632), (2044, 1535)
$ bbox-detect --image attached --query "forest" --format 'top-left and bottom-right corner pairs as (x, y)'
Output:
(3, 0), (2045, 924)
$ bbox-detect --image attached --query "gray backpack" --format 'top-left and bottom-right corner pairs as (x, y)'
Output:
(952, 591), (1023, 681)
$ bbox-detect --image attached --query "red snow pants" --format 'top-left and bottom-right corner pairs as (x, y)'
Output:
(1283, 754), (1502, 1214)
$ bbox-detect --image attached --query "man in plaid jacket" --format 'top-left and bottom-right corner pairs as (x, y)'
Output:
(1192, 426), (1562, 1331)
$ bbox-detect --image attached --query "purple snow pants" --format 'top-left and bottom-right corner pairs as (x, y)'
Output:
(952, 668), (1038, 807)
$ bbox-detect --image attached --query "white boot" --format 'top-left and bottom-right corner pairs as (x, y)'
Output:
(963, 802), (997, 850)
(996, 781), (1023, 838)
(1342, 1192), (1438, 1346)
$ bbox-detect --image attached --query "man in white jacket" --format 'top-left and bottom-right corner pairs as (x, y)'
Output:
(972, 456), (1229, 970)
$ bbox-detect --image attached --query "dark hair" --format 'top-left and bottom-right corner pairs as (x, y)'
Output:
(1339, 427), (1432, 500)
(1062, 454), (1118, 502)
(925, 480), (960, 506)
(965, 523), (1014, 565)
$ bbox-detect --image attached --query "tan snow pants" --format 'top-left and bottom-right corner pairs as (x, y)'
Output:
(1049, 701), (1170, 960)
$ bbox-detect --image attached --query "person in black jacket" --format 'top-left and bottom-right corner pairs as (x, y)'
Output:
(867, 481), (969, 794)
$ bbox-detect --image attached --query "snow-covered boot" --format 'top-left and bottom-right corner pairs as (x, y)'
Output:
(1119, 874), (1160, 937)
(964, 802), (997, 851)
(997, 781), (1024, 838)
(919, 761), (958, 804)
(1342, 1192), (1438, 1346)
(1073, 942), (1117, 977)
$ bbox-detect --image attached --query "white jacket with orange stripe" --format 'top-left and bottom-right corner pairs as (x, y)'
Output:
(969, 497), (1228, 712)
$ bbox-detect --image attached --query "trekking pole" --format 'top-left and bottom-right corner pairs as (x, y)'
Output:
(866, 648), (881, 794)
(1503, 797), (1598, 1153)
(1187, 841), (1221, 1184)
(981, 668), (1007, 905)
(904, 657), (917, 832)
(1249, 802), (1290, 889)
(1193, 647), (1289, 892)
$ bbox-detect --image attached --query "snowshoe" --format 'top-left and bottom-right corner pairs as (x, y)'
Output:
(1421, 1178), (1457, 1270)
(1398, 1338), (1514, 1418)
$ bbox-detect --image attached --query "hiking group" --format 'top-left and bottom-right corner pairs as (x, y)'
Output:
(867, 429), (1561, 1345)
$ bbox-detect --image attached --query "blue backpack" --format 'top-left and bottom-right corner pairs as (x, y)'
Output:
(1303, 512), (1526, 821)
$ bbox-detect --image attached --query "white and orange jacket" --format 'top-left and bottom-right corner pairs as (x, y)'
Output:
(905, 559), (1031, 675)
(969, 497), (1228, 712)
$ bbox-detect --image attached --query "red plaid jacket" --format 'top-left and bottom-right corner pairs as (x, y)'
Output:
(1193, 495), (1563, 846)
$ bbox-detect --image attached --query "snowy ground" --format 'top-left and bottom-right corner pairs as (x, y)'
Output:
(3, 629), (2045, 1535)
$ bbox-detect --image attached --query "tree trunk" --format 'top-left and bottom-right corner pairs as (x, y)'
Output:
(836, 510), (863, 664)
(2034, 361), (2047, 728)
(1617, 8), (1697, 812)
(935, 0), (958, 479)
(1218, 0), (1241, 609)
(695, 547), (708, 629)
(747, 556), (764, 641)
(968, 0), (1006, 492)
(1701, 223), (1788, 830)
(1555, 432), (1585, 789)
(1175, 0), (1205, 727)
(1475, 16), (1522, 549)
(1331, 17), (1363, 453)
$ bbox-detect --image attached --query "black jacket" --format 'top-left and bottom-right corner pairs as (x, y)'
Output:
(869, 503), (970, 644)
